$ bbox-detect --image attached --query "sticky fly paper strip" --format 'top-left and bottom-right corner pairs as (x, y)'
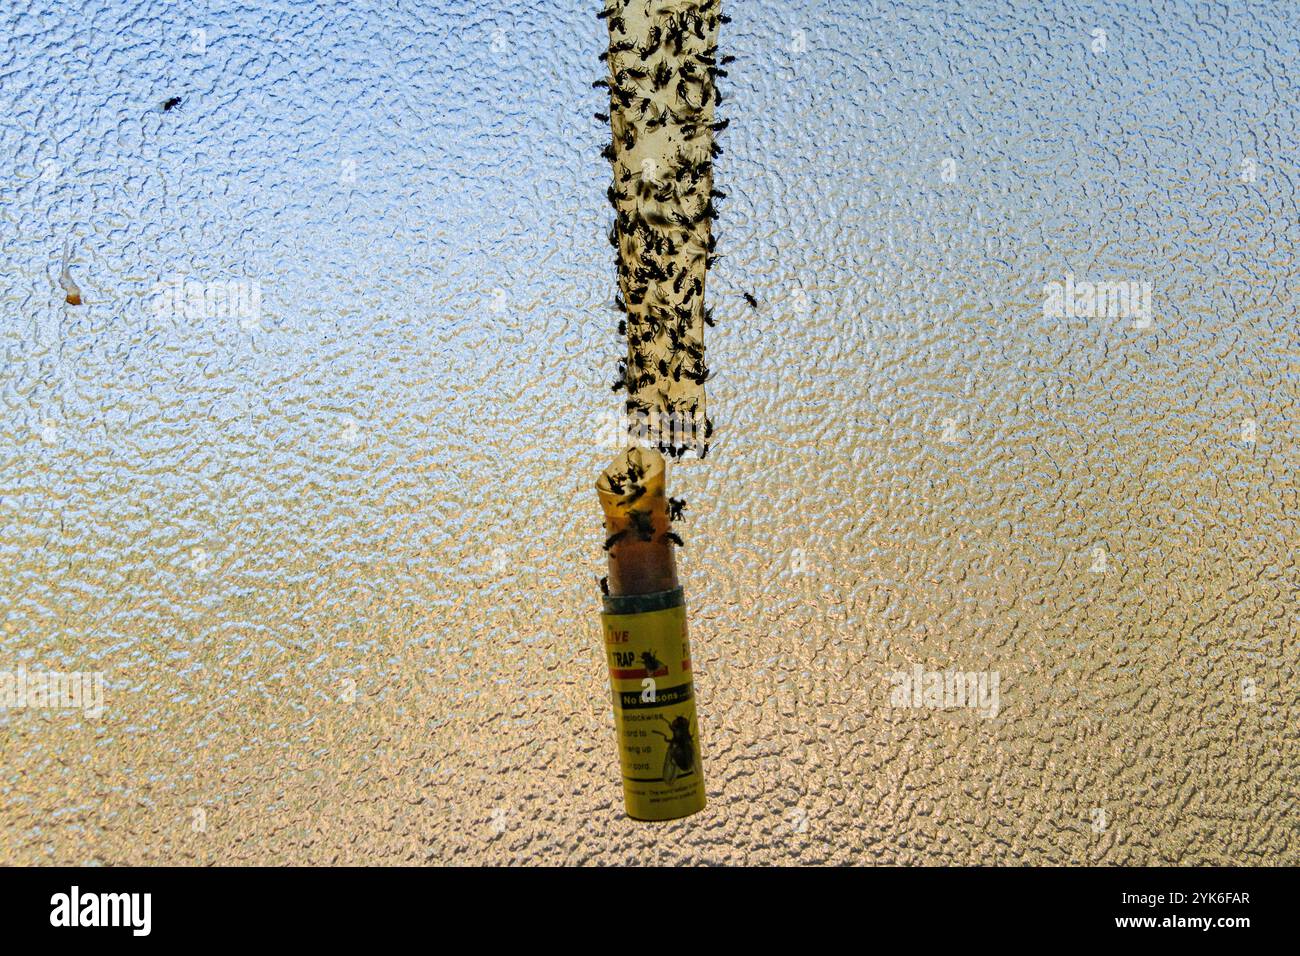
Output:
(601, 0), (722, 459)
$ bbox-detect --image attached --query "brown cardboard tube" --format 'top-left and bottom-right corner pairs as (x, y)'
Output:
(597, 447), (679, 596)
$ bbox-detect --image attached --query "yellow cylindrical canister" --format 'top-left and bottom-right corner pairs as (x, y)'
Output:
(600, 587), (705, 820)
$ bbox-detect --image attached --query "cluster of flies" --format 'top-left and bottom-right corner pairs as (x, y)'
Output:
(595, 0), (741, 462)
(599, 452), (689, 596)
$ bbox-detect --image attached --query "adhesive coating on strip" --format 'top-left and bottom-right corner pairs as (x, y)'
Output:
(603, 1), (722, 457)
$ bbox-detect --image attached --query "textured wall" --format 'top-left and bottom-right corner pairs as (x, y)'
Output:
(1, 0), (1296, 865)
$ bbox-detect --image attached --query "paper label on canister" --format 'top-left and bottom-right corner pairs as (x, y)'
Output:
(600, 600), (706, 820)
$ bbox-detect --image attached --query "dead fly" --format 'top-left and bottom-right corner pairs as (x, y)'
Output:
(668, 497), (687, 521)
(621, 482), (646, 507)
(664, 19), (686, 55)
(604, 529), (629, 552)
(611, 360), (627, 392)
(647, 308), (669, 336)
(637, 26), (661, 60)
(599, 575), (610, 596)
(595, 112), (609, 123)
(743, 291), (758, 309)
(703, 308), (715, 327)
(596, 6), (626, 34)
(645, 105), (677, 132)
(630, 510), (654, 542)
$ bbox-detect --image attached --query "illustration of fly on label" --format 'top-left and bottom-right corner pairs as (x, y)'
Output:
(654, 714), (697, 784)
